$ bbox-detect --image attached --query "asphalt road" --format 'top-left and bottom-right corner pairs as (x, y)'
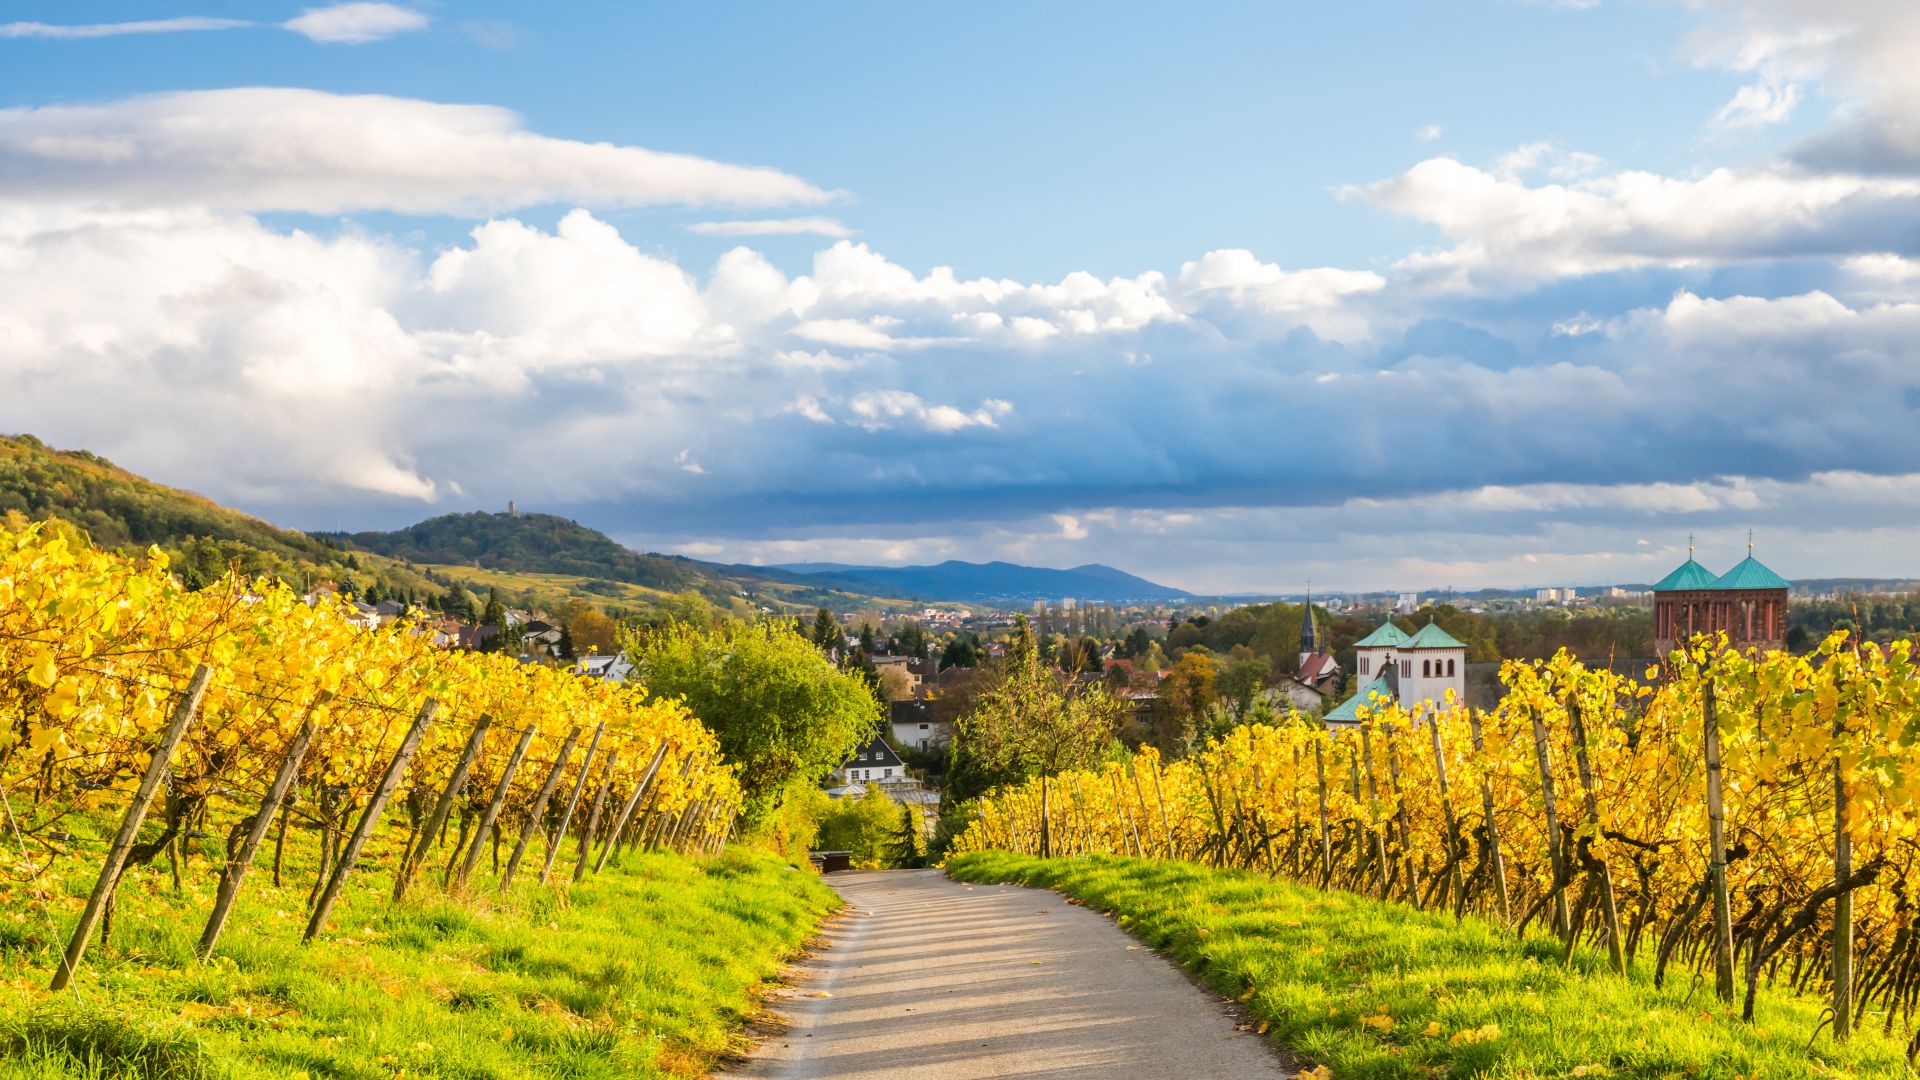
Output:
(728, 868), (1295, 1080)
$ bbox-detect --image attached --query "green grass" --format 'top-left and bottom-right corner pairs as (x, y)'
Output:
(946, 852), (1910, 1079)
(0, 839), (837, 1079)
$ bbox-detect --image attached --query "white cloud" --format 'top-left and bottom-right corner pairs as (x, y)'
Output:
(1, 5), (427, 45)
(0, 88), (831, 216)
(284, 3), (428, 44)
(1353, 153), (1920, 290)
(846, 391), (1010, 433)
(1711, 75), (1801, 131)
(0, 17), (250, 39)
(1415, 124), (1443, 142)
(686, 217), (852, 238)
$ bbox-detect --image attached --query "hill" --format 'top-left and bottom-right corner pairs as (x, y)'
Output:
(0, 433), (913, 617)
(330, 511), (712, 593)
(0, 432), (441, 596)
(769, 559), (1193, 604)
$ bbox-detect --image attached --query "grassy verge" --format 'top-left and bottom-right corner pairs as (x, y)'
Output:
(0, 845), (837, 1079)
(946, 852), (1907, 1079)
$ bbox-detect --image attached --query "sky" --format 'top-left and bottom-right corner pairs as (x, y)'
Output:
(2, 1), (1918, 594)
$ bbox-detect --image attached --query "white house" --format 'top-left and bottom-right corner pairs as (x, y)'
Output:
(1328, 619), (1467, 726)
(888, 701), (953, 752)
(835, 730), (905, 787)
(575, 654), (633, 683)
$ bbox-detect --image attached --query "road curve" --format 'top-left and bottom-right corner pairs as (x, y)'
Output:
(728, 868), (1294, 1080)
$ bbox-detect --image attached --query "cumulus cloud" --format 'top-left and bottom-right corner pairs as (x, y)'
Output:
(685, 217), (853, 238)
(0, 88), (831, 215)
(1352, 154), (1920, 291)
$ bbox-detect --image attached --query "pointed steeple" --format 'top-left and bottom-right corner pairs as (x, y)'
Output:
(1299, 587), (1320, 662)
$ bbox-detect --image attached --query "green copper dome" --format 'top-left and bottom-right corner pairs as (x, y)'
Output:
(1652, 558), (1719, 592)
(1710, 554), (1789, 591)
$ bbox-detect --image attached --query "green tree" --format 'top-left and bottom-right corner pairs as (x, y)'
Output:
(858, 623), (877, 653)
(632, 619), (880, 827)
(1216, 654), (1272, 724)
(889, 802), (925, 869)
(954, 615), (1126, 857)
(939, 634), (980, 670)
(811, 607), (840, 650)
(480, 587), (507, 651)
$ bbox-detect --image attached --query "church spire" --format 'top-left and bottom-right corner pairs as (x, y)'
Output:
(1299, 586), (1320, 662)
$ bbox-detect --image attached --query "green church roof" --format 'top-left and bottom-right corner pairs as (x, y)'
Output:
(1403, 621), (1467, 649)
(1354, 621), (1410, 648)
(1326, 673), (1394, 723)
(1710, 554), (1790, 591)
(1652, 558), (1719, 592)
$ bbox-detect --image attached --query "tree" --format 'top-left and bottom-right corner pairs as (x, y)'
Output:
(479, 588), (507, 651)
(567, 607), (621, 654)
(875, 664), (915, 703)
(939, 634), (980, 671)
(633, 619), (880, 827)
(811, 607), (840, 651)
(889, 802), (925, 869)
(1136, 640), (1169, 673)
(858, 623), (877, 653)
(893, 622), (931, 660)
(337, 572), (361, 600)
(1119, 626), (1154, 659)
(954, 615), (1126, 857)
(1216, 654), (1272, 725)
(1157, 650), (1220, 752)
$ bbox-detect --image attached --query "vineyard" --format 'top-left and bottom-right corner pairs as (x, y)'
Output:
(0, 520), (741, 997)
(952, 633), (1920, 1057)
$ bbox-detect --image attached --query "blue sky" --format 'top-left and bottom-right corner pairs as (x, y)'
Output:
(2, 1), (1917, 592)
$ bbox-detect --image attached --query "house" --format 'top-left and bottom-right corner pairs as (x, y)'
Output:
(1326, 619), (1467, 727)
(575, 654), (633, 683)
(455, 624), (499, 651)
(870, 654), (921, 690)
(342, 601), (382, 631)
(889, 700), (953, 752)
(834, 730), (905, 787)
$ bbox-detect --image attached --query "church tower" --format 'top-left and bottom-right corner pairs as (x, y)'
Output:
(1299, 588), (1320, 669)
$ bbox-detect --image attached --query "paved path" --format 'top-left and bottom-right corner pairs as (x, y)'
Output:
(729, 869), (1294, 1080)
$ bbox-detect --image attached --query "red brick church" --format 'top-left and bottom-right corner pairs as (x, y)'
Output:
(1651, 538), (1790, 657)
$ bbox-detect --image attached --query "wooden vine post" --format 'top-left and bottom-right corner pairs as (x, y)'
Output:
(199, 693), (325, 960)
(304, 698), (439, 943)
(541, 723), (605, 884)
(53, 664), (212, 991)
(596, 742), (669, 873)
(1527, 706), (1573, 941)
(571, 749), (621, 882)
(1313, 734), (1333, 887)
(1466, 709), (1511, 922)
(1427, 713), (1465, 916)
(1703, 677), (1736, 1002)
(1358, 722), (1393, 899)
(396, 713), (491, 903)
(1833, 686), (1854, 1042)
(1149, 757), (1174, 859)
(455, 723), (536, 888)
(501, 725), (581, 890)
(1567, 696), (1626, 974)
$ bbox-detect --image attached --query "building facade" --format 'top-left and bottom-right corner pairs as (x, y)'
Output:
(1651, 545), (1790, 657)
(1328, 619), (1467, 726)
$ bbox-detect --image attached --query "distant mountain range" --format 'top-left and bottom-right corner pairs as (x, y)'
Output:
(768, 560), (1193, 605)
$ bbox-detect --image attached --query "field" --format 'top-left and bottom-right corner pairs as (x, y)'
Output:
(0, 834), (836, 1079)
(948, 852), (1909, 1079)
